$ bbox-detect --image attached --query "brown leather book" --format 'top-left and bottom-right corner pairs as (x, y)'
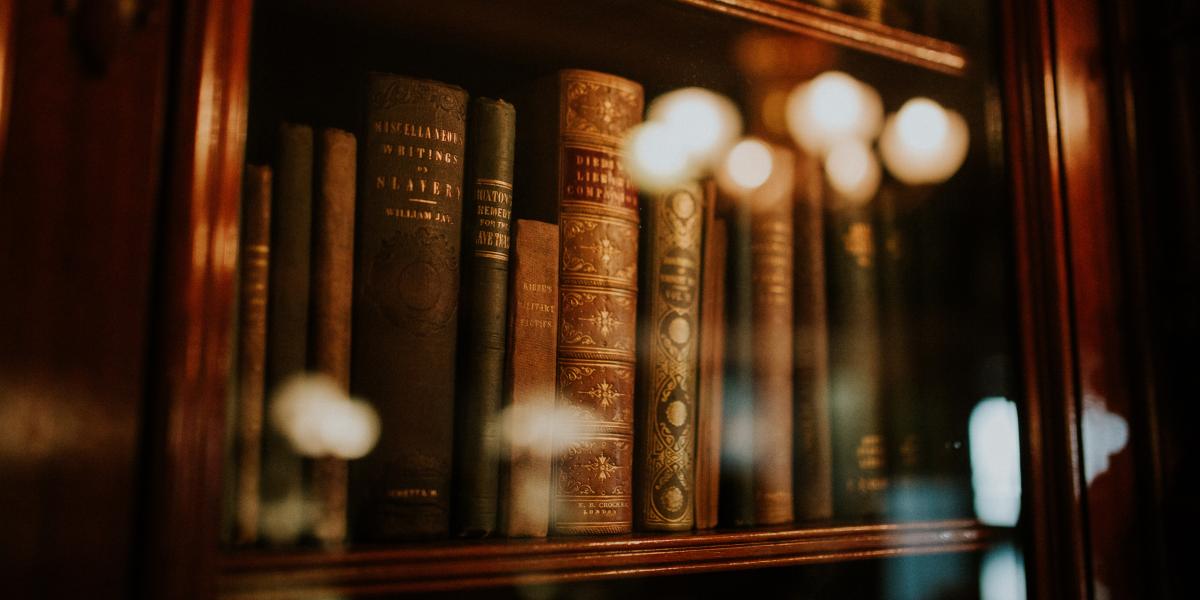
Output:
(518, 69), (643, 535)
(261, 122), (313, 544)
(350, 74), (467, 540)
(234, 164), (272, 545)
(793, 153), (833, 521)
(750, 148), (795, 525)
(308, 128), (356, 545)
(498, 219), (559, 537)
(635, 181), (706, 532)
(695, 203), (727, 530)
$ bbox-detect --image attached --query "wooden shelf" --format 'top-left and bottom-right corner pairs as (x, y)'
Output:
(677, 0), (969, 75)
(219, 520), (993, 597)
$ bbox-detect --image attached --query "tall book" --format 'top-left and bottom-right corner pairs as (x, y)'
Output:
(308, 128), (356, 545)
(719, 190), (755, 527)
(635, 181), (706, 531)
(350, 74), (468, 540)
(498, 219), (559, 537)
(261, 123), (313, 544)
(793, 153), (833, 521)
(749, 148), (795, 525)
(826, 191), (889, 519)
(695, 190), (726, 530)
(234, 164), (272, 545)
(455, 97), (518, 537)
(519, 69), (643, 535)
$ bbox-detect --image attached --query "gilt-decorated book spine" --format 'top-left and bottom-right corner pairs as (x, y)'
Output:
(749, 149), (795, 525)
(234, 164), (272, 545)
(694, 185), (725, 530)
(261, 123), (313, 542)
(455, 97), (517, 537)
(793, 153), (833, 521)
(635, 181), (705, 531)
(350, 74), (467, 540)
(827, 193), (888, 519)
(309, 128), (357, 545)
(544, 70), (643, 535)
(499, 219), (559, 537)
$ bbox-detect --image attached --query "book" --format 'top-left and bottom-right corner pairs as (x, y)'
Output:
(826, 191), (889, 519)
(234, 164), (272, 545)
(498, 219), (559, 537)
(749, 148), (795, 526)
(261, 122), (313, 543)
(519, 69), (643, 535)
(695, 201), (727, 530)
(308, 128), (356, 545)
(454, 97), (518, 537)
(350, 74), (468, 540)
(719, 187), (755, 528)
(792, 153), (833, 521)
(635, 181), (706, 531)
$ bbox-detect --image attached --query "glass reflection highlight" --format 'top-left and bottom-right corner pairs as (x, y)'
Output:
(968, 396), (1021, 527)
(785, 71), (883, 155)
(879, 97), (970, 185)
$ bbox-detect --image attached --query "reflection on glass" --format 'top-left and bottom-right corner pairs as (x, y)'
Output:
(879, 97), (970, 185)
(785, 71), (883, 155)
(968, 396), (1021, 527)
(270, 373), (380, 460)
(646, 87), (742, 168)
(824, 138), (881, 205)
(623, 121), (691, 192)
(981, 542), (1028, 600)
(722, 137), (774, 191)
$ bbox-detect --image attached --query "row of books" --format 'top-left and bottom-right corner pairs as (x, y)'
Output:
(230, 68), (904, 546)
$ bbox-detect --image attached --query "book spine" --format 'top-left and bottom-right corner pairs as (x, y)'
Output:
(695, 203), (727, 530)
(499, 219), (559, 537)
(827, 195), (889, 519)
(793, 153), (833, 521)
(309, 128), (357, 545)
(549, 70), (643, 535)
(719, 195), (755, 528)
(234, 164), (272, 545)
(261, 122), (313, 543)
(635, 181), (705, 531)
(455, 97), (517, 537)
(351, 74), (467, 540)
(750, 149), (795, 525)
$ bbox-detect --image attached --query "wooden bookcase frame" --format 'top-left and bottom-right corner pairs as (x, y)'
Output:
(141, 0), (1150, 598)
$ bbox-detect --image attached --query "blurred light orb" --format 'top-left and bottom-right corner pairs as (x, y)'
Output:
(269, 373), (381, 460)
(648, 87), (742, 168)
(880, 97), (970, 185)
(724, 137), (773, 190)
(824, 138), (881, 205)
(623, 121), (691, 192)
(785, 71), (883, 155)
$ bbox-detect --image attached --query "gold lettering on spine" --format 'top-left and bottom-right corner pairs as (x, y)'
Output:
(470, 179), (513, 261)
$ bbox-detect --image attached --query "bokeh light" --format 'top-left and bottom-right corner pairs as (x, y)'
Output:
(647, 87), (742, 168)
(623, 121), (691, 192)
(879, 97), (970, 185)
(824, 138), (881, 205)
(269, 373), (380, 460)
(785, 71), (883, 155)
(722, 137), (774, 191)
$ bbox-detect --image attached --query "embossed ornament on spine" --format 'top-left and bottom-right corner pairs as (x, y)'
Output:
(551, 70), (644, 535)
(637, 183), (704, 531)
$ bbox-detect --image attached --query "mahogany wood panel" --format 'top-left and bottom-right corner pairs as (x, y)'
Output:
(0, 0), (171, 598)
(675, 0), (967, 75)
(0, 0), (13, 165)
(219, 520), (991, 597)
(140, 0), (252, 599)
(998, 0), (1090, 598)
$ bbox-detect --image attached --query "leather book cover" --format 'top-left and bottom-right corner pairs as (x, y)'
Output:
(792, 153), (833, 521)
(826, 193), (889, 520)
(749, 148), (795, 525)
(519, 69), (643, 535)
(261, 122), (313, 542)
(309, 128), (356, 545)
(498, 219), (559, 537)
(455, 97), (517, 537)
(350, 74), (467, 540)
(635, 181), (705, 532)
(695, 202), (726, 530)
(234, 164), (272, 545)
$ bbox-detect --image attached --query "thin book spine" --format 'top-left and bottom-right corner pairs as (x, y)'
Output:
(350, 74), (467, 540)
(749, 147), (795, 525)
(635, 181), (705, 531)
(234, 164), (272, 545)
(455, 98), (517, 537)
(309, 128), (356, 545)
(498, 219), (559, 537)
(261, 122), (313, 544)
(695, 186), (726, 530)
(793, 153), (833, 521)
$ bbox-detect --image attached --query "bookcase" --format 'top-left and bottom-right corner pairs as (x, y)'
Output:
(2, 0), (1190, 599)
